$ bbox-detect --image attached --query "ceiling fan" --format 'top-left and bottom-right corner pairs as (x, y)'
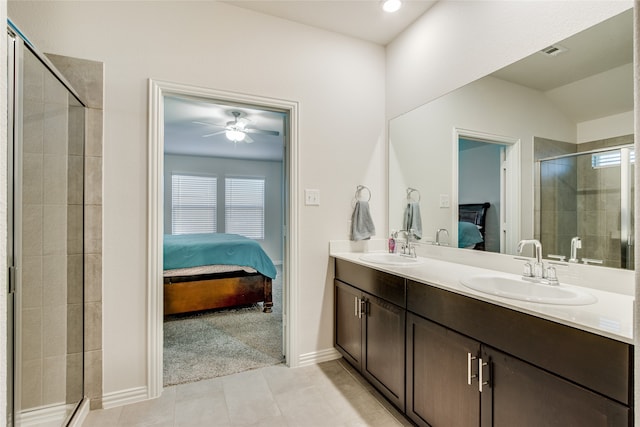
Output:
(193, 110), (280, 143)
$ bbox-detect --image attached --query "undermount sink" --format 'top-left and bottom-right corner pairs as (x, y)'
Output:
(460, 275), (597, 305)
(359, 253), (423, 266)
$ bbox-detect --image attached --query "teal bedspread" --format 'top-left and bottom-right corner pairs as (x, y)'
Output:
(458, 221), (484, 248)
(163, 233), (277, 279)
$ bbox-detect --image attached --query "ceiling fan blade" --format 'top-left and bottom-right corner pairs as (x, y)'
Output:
(193, 120), (225, 128)
(245, 128), (280, 136)
(202, 130), (226, 137)
(244, 134), (254, 143)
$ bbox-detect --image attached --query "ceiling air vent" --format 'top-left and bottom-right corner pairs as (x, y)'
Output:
(539, 44), (568, 57)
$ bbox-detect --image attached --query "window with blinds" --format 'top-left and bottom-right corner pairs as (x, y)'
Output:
(225, 177), (265, 239)
(591, 150), (635, 169)
(171, 174), (217, 234)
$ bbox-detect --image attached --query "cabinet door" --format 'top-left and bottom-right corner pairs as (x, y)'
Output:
(407, 313), (481, 427)
(363, 293), (406, 410)
(481, 346), (630, 427)
(335, 280), (362, 367)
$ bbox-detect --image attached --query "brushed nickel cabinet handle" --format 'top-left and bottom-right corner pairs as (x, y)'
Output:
(467, 353), (477, 385)
(479, 358), (489, 392)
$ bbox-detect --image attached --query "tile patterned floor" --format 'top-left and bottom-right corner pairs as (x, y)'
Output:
(83, 359), (413, 426)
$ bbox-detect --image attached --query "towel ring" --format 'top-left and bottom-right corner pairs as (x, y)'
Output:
(407, 187), (421, 203)
(356, 185), (371, 202)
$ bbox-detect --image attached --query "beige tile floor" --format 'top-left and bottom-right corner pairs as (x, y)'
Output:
(83, 359), (413, 427)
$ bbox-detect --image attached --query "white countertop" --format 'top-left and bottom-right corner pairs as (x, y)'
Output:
(331, 250), (634, 344)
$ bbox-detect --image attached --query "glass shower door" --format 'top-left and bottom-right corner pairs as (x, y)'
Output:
(9, 29), (85, 426)
(539, 145), (634, 269)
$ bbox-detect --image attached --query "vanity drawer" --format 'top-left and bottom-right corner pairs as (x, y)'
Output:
(335, 259), (406, 307)
(407, 280), (632, 406)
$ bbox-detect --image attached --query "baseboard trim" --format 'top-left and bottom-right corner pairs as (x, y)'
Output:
(102, 386), (149, 409)
(17, 402), (72, 426)
(298, 348), (341, 367)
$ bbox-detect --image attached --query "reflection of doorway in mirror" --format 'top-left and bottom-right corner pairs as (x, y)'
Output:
(459, 139), (503, 252)
(453, 129), (521, 255)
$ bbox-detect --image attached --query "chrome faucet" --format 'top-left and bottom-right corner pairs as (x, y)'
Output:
(435, 228), (449, 246)
(517, 239), (543, 278)
(516, 239), (558, 285)
(396, 229), (417, 258)
(569, 236), (581, 263)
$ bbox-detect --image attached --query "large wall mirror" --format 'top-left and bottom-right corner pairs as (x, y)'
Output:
(389, 8), (633, 270)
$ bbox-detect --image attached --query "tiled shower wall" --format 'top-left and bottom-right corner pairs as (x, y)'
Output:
(47, 53), (104, 410)
(20, 47), (77, 411)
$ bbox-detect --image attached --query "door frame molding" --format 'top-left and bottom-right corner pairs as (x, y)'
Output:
(147, 79), (300, 398)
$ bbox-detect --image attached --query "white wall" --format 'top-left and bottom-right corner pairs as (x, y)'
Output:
(7, 1), (386, 397)
(386, 1), (633, 119)
(164, 154), (283, 262)
(578, 111), (634, 143)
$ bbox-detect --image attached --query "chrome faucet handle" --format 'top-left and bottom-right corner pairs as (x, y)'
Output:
(544, 266), (559, 285)
(532, 262), (544, 279)
(522, 262), (533, 277)
(547, 254), (566, 262)
(582, 258), (603, 265)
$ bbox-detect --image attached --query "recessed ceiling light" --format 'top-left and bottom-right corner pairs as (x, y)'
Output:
(382, 0), (402, 13)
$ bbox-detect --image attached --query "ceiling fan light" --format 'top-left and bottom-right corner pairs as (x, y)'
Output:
(382, 0), (401, 13)
(225, 129), (246, 142)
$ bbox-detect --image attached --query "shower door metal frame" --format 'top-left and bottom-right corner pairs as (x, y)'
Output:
(6, 27), (18, 427)
(620, 147), (633, 269)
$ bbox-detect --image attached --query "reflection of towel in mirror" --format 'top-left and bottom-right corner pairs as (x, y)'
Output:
(350, 201), (376, 241)
(402, 202), (422, 239)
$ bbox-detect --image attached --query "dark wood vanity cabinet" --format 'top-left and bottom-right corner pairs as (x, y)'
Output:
(334, 259), (406, 410)
(334, 259), (632, 426)
(407, 312), (630, 427)
(335, 280), (363, 366)
(407, 279), (632, 427)
(406, 313), (480, 426)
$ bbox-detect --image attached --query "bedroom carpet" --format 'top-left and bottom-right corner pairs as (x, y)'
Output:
(163, 267), (283, 386)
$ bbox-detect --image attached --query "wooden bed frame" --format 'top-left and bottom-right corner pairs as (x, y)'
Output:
(163, 271), (273, 315)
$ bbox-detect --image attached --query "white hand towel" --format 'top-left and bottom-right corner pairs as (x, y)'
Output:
(350, 201), (376, 241)
(402, 202), (422, 240)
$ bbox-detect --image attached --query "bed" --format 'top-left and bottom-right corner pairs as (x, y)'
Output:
(163, 233), (277, 315)
(458, 203), (490, 250)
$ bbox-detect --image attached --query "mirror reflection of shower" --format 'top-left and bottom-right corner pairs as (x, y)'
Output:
(537, 143), (634, 269)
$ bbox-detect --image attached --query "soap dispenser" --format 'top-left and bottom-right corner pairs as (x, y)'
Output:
(388, 231), (396, 253)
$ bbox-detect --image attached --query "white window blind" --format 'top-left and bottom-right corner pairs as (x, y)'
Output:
(592, 150), (635, 169)
(225, 177), (265, 239)
(171, 174), (217, 234)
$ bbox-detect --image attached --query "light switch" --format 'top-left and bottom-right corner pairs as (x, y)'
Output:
(439, 194), (450, 208)
(305, 189), (320, 206)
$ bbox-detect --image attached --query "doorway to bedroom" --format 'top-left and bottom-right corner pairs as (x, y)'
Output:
(161, 94), (287, 386)
(454, 128), (521, 255)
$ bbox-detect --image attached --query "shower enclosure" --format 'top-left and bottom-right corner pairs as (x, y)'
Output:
(8, 23), (85, 426)
(537, 145), (634, 270)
